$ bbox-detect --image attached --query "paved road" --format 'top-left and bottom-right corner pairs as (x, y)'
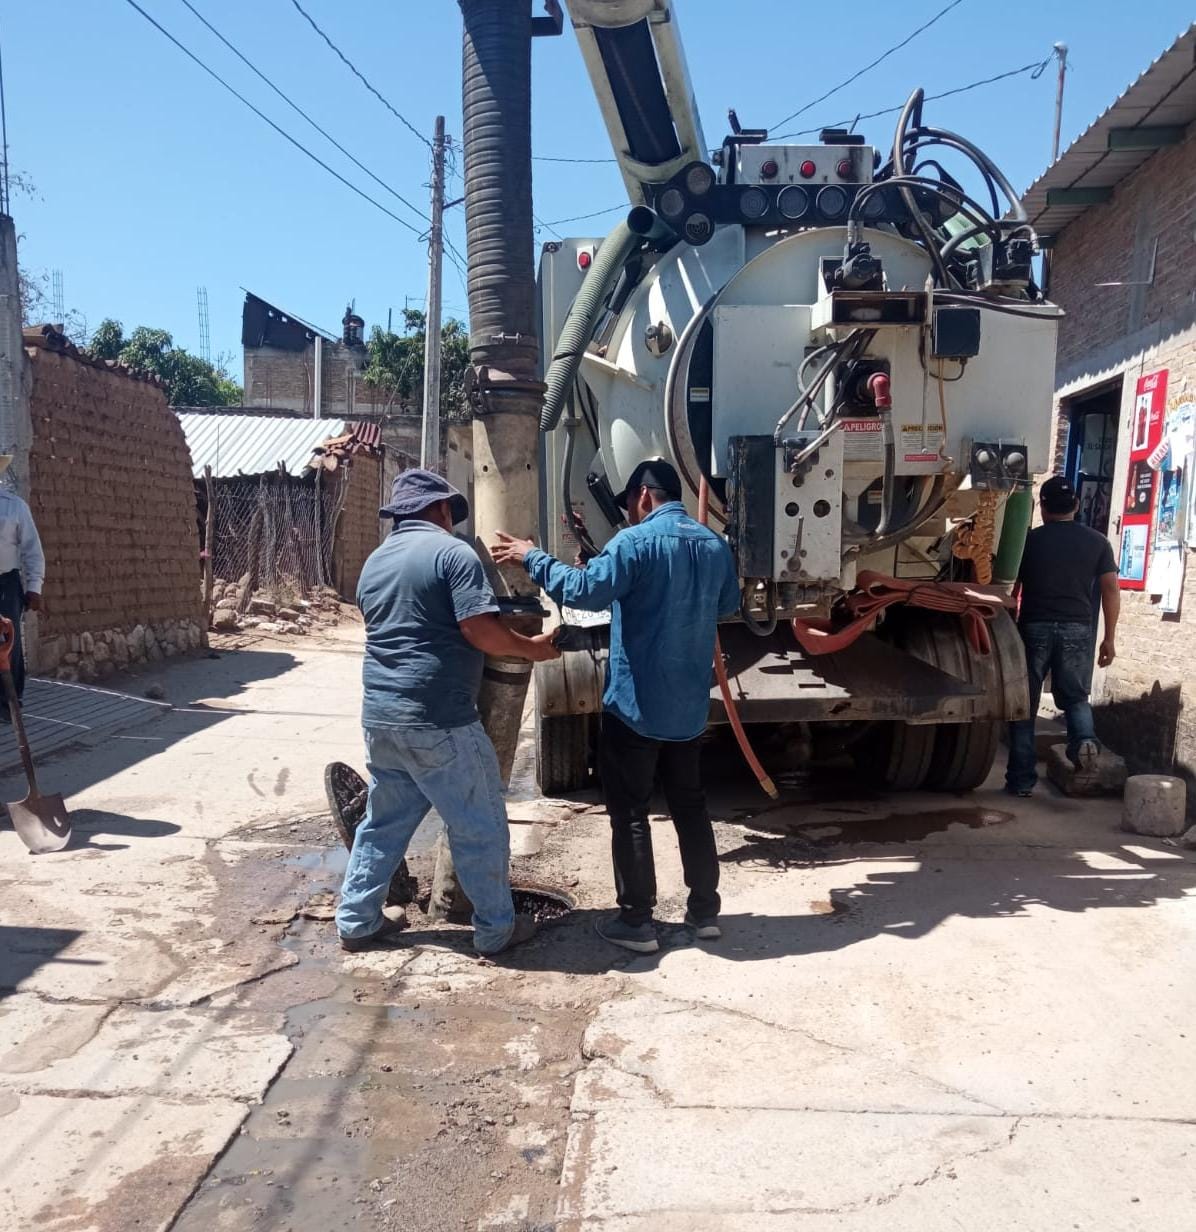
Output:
(1, 630), (1193, 1232)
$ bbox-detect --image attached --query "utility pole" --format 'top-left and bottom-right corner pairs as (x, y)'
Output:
(420, 115), (446, 471)
(1051, 42), (1069, 164)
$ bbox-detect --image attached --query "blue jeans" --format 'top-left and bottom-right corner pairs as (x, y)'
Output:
(1006, 621), (1098, 792)
(336, 721), (515, 953)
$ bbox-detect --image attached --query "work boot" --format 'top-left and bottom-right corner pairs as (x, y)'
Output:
(684, 912), (721, 941)
(595, 915), (659, 954)
(476, 913), (537, 957)
(339, 912), (409, 953)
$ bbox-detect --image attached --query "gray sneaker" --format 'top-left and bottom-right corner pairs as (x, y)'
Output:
(1074, 739), (1100, 772)
(595, 915), (660, 954)
(684, 913), (721, 941)
(476, 913), (537, 957)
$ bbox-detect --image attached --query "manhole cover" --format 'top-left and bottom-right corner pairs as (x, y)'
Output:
(323, 761), (415, 906)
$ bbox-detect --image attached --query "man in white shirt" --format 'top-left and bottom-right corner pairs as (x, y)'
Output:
(0, 455), (45, 700)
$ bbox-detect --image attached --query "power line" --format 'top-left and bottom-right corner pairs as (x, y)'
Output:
(770, 0), (968, 133)
(539, 203), (628, 228)
(120, 0), (424, 237)
(288, 0), (431, 151)
(533, 211), (564, 240)
(533, 154), (617, 164)
(176, 0), (430, 227)
(772, 57), (1053, 142)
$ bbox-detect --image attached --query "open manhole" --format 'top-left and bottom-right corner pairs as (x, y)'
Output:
(512, 881), (576, 925)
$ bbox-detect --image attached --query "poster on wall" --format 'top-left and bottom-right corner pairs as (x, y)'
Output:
(1119, 369), (1168, 591)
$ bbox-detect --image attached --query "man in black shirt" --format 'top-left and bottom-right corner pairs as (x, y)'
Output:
(1006, 476), (1120, 796)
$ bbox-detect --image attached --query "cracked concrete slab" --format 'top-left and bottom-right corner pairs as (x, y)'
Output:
(0, 1090), (248, 1232)
(0, 998), (292, 1102)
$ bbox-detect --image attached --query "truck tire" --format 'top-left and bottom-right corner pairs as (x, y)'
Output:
(924, 720), (1001, 793)
(535, 710), (592, 796)
(860, 721), (935, 791)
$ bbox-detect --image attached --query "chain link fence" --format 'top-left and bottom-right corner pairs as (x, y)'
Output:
(201, 470), (348, 611)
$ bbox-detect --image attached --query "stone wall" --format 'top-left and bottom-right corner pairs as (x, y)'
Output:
(334, 452), (385, 600)
(24, 336), (204, 680)
(1043, 122), (1196, 797)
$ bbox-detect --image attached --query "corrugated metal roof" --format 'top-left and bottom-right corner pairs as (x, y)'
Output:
(177, 412), (346, 478)
(1023, 25), (1196, 237)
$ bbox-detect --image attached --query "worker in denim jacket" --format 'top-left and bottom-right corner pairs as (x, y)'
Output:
(493, 459), (740, 955)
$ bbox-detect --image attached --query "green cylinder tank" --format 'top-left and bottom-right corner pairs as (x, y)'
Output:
(993, 488), (1033, 583)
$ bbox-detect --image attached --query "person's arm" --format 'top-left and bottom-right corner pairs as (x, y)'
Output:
(459, 613), (558, 661)
(717, 545), (742, 620)
(18, 501), (44, 610)
(441, 541), (558, 663)
(492, 531), (636, 613)
(1098, 572), (1119, 667)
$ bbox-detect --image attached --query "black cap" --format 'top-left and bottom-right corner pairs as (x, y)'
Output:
(613, 458), (683, 510)
(379, 468), (469, 525)
(1040, 475), (1078, 515)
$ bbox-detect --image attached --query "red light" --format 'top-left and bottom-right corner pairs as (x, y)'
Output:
(760, 159), (779, 179)
(836, 158), (852, 178)
(577, 250), (592, 270)
(799, 160), (816, 179)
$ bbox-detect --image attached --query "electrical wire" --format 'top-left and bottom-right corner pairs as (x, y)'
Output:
(769, 0), (968, 133)
(540, 203), (629, 227)
(287, 0), (431, 150)
(533, 212), (564, 240)
(121, 0), (425, 237)
(175, 0), (431, 228)
(534, 154), (618, 164)
(772, 57), (1052, 141)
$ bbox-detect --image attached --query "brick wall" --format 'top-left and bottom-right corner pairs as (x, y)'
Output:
(1043, 122), (1196, 796)
(243, 339), (366, 416)
(25, 343), (204, 679)
(334, 452), (384, 600)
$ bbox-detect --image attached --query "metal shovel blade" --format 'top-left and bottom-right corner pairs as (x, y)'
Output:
(8, 790), (71, 854)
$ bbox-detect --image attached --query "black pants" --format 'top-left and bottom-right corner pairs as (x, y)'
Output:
(0, 569), (25, 700)
(599, 714), (720, 927)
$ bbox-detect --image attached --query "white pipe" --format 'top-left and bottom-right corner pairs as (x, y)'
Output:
(313, 335), (322, 419)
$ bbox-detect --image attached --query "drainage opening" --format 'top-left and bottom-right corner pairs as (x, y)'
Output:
(512, 882), (575, 924)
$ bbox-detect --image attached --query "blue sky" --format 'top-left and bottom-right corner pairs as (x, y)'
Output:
(6, 1), (1193, 365)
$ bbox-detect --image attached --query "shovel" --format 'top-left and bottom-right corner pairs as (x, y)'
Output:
(0, 616), (71, 853)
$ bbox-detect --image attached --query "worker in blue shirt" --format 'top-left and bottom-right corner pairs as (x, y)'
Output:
(493, 459), (741, 955)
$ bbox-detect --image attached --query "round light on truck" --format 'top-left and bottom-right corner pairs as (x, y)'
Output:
(683, 213), (714, 245)
(683, 162), (715, 196)
(816, 184), (849, 219)
(739, 186), (769, 221)
(799, 159), (817, 178)
(658, 187), (687, 219)
(777, 185), (809, 220)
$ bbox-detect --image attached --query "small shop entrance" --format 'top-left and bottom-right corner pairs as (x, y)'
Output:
(1063, 379), (1122, 534)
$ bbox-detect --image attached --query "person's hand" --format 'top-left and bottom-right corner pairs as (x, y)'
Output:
(491, 531), (536, 565)
(24, 592), (42, 613)
(525, 631), (561, 662)
(1098, 638), (1116, 667)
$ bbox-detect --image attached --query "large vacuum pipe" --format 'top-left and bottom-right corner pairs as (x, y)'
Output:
(432, 1), (546, 923)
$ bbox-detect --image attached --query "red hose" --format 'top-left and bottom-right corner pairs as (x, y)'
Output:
(698, 478), (779, 800)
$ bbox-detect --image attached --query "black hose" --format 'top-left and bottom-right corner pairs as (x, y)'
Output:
(741, 581), (779, 638)
(460, 0), (538, 381)
(892, 90), (954, 289)
(912, 124), (1027, 221)
(561, 393), (599, 561)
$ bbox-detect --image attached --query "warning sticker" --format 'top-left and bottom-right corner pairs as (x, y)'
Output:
(899, 421), (944, 467)
(839, 418), (883, 461)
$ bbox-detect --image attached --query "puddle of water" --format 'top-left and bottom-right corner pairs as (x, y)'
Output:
(788, 807), (1014, 846)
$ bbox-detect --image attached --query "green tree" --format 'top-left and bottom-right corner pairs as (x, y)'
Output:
(363, 308), (470, 420)
(85, 319), (242, 406)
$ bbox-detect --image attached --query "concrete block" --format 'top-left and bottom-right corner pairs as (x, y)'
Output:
(1181, 826), (1196, 849)
(1046, 743), (1128, 797)
(1122, 775), (1187, 838)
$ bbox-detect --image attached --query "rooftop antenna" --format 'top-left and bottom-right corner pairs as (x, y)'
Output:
(197, 286), (211, 363)
(51, 270), (64, 326)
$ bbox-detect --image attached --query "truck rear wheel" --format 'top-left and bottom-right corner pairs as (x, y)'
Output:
(924, 720), (1001, 792)
(861, 721), (936, 791)
(535, 708), (592, 796)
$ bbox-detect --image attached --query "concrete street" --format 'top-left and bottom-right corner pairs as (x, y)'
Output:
(1, 627), (1194, 1231)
